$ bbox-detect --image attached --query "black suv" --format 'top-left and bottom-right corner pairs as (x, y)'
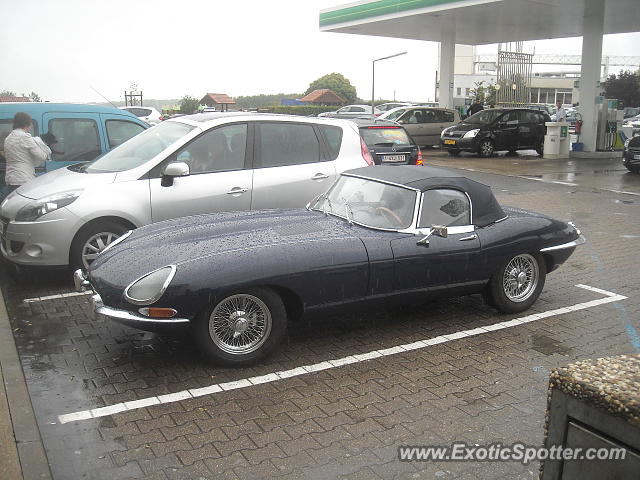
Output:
(623, 135), (640, 173)
(440, 108), (550, 157)
(352, 119), (423, 165)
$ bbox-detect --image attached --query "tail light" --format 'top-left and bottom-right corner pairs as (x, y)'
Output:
(360, 137), (374, 166)
(416, 147), (423, 165)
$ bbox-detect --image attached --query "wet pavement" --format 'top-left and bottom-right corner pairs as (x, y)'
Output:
(1, 157), (639, 479)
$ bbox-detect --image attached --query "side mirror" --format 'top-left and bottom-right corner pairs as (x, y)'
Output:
(416, 225), (448, 246)
(161, 162), (190, 187)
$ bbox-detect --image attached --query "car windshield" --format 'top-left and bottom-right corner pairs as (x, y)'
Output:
(381, 108), (406, 121)
(360, 127), (412, 147)
(464, 110), (504, 124)
(82, 121), (195, 173)
(312, 175), (416, 230)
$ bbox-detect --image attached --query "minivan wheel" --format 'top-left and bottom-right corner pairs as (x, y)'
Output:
(536, 144), (544, 156)
(478, 139), (494, 157)
(70, 220), (128, 271)
(193, 287), (287, 366)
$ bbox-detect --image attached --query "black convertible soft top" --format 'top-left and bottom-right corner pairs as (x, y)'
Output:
(344, 165), (506, 227)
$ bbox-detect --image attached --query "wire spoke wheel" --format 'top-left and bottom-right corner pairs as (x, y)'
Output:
(81, 231), (120, 269)
(501, 254), (539, 302)
(209, 294), (272, 355)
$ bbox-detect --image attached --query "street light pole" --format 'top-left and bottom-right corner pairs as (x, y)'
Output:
(372, 51), (407, 113)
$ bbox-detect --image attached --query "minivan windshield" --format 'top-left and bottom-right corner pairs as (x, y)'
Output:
(83, 121), (196, 173)
(465, 109), (504, 125)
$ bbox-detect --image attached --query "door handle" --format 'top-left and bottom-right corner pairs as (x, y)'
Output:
(311, 173), (329, 180)
(226, 187), (248, 195)
(459, 234), (478, 241)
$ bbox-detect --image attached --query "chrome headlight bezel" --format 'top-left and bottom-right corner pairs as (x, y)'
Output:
(124, 265), (176, 306)
(15, 190), (83, 222)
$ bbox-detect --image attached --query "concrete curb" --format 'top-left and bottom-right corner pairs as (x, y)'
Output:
(0, 287), (52, 480)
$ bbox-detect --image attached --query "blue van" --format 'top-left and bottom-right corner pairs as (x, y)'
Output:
(0, 103), (148, 195)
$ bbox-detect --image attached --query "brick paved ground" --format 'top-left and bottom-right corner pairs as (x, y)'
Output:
(2, 163), (639, 479)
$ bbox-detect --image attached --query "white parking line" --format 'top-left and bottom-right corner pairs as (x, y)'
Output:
(57, 284), (627, 424)
(23, 291), (93, 303)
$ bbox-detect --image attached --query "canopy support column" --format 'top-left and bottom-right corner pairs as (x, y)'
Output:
(579, 0), (604, 153)
(439, 20), (456, 109)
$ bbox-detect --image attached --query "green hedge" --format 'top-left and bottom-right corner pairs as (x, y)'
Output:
(257, 105), (340, 116)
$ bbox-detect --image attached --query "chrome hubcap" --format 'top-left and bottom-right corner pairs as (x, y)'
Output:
(502, 254), (538, 302)
(209, 294), (272, 355)
(82, 232), (121, 269)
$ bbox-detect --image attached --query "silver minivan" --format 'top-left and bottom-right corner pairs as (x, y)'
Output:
(0, 113), (371, 269)
(379, 106), (461, 147)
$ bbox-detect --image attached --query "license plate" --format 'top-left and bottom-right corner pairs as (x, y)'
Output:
(381, 155), (406, 163)
(634, 154), (640, 160)
(444, 139), (456, 145)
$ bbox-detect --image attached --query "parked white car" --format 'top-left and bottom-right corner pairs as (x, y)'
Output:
(318, 105), (382, 119)
(0, 113), (372, 269)
(120, 106), (163, 125)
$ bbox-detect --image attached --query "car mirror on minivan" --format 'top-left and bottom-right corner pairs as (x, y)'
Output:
(161, 162), (190, 187)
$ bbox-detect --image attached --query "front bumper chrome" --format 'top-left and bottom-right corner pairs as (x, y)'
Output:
(74, 269), (190, 327)
(540, 234), (586, 252)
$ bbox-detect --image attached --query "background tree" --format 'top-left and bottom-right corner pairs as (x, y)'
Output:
(180, 95), (200, 114)
(0, 89), (17, 97)
(604, 70), (640, 107)
(305, 73), (357, 104)
(468, 81), (497, 105)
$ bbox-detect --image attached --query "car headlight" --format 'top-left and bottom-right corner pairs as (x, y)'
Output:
(124, 265), (176, 305)
(463, 129), (480, 139)
(441, 128), (450, 138)
(15, 190), (83, 222)
(624, 138), (630, 150)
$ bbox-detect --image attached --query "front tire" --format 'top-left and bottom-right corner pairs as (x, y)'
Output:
(70, 220), (129, 271)
(193, 287), (287, 366)
(484, 253), (546, 313)
(478, 139), (494, 157)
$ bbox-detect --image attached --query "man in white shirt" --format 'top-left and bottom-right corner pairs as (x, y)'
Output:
(555, 100), (567, 123)
(3, 112), (51, 193)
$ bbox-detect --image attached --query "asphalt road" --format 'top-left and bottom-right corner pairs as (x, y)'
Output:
(1, 157), (638, 479)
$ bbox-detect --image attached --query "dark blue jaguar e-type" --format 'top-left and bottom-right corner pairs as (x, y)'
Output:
(74, 166), (585, 365)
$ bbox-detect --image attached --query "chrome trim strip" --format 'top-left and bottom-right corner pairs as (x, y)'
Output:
(101, 230), (132, 254)
(540, 235), (586, 252)
(124, 264), (177, 306)
(96, 305), (190, 324)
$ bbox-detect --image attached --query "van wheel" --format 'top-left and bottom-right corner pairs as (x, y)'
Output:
(70, 220), (129, 271)
(536, 144), (544, 156)
(193, 287), (287, 366)
(478, 139), (494, 157)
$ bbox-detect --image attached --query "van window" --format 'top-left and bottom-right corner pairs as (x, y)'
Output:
(106, 120), (145, 148)
(48, 118), (100, 162)
(436, 110), (455, 122)
(125, 107), (151, 117)
(318, 125), (342, 160)
(419, 189), (470, 228)
(257, 123), (320, 167)
(85, 121), (194, 173)
(175, 124), (247, 174)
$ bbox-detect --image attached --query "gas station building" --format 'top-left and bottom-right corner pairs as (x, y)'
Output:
(320, 0), (640, 153)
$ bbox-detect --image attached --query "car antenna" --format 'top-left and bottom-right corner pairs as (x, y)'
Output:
(90, 85), (118, 108)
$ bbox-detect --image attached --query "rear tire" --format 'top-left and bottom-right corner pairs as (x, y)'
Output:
(70, 220), (129, 271)
(478, 139), (494, 157)
(193, 287), (287, 366)
(484, 253), (546, 313)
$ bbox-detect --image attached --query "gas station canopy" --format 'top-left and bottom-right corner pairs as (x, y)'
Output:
(320, 0), (640, 45)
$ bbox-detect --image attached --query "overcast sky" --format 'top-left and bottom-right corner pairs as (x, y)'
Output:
(1, 0), (639, 104)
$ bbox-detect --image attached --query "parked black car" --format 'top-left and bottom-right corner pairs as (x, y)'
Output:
(352, 119), (423, 165)
(623, 135), (640, 173)
(440, 108), (550, 157)
(75, 165), (584, 366)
